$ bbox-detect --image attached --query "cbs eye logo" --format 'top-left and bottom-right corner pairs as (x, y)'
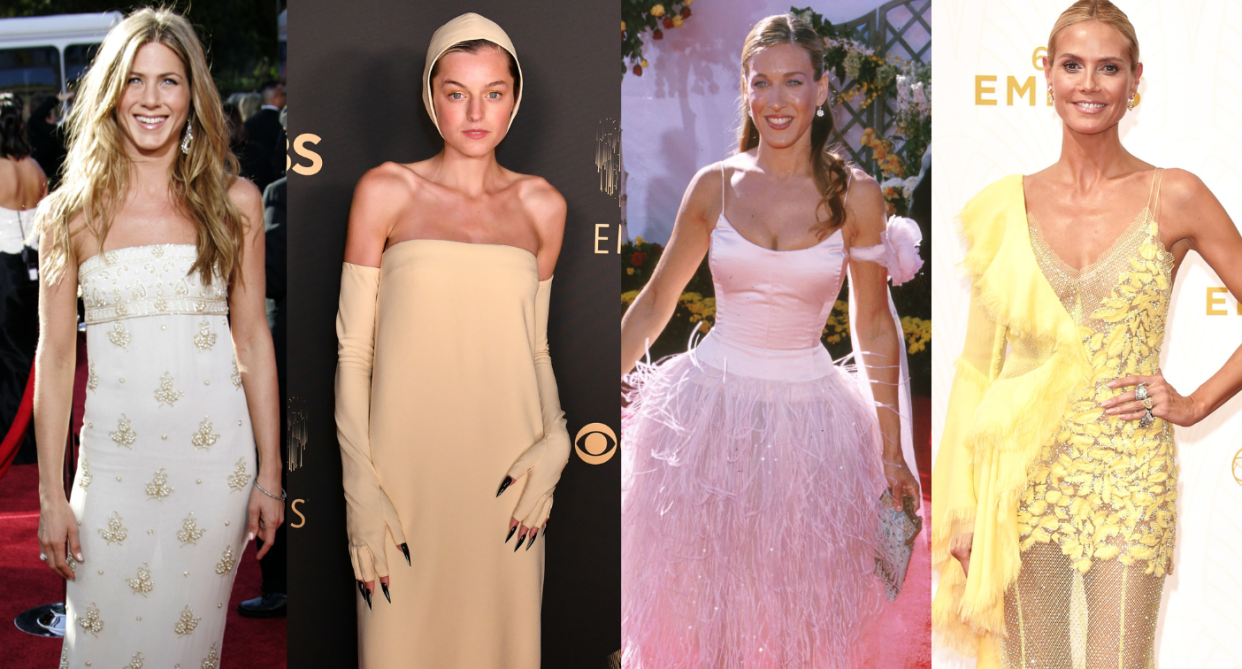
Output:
(574, 423), (617, 465)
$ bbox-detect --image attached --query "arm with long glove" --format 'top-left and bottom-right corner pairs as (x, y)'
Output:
(335, 263), (409, 586)
(497, 276), (571, 549)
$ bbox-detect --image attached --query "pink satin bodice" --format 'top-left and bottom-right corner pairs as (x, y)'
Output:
(709, 214), (851, 351)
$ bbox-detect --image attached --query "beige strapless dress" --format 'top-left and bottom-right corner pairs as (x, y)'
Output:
(337, 240), (556, 668)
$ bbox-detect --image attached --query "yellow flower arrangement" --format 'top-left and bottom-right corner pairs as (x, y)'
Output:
(901, 316), (931, 354)
(679, 292), (717, 333)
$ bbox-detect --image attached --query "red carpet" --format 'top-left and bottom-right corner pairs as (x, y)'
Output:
(0, 463), (286, 668)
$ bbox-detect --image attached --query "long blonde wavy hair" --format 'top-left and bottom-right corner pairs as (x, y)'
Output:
(36, 7), (245, 286)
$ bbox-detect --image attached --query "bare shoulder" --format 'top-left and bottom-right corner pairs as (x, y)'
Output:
(683, 160), (728, 218)
(514, 174), (567, 231)
(349, 162), (420, 232)
(1156, 167), (1211, 208)
(844, 167), (885, 234)
(356, 161), (422, 200)
(227, 175), (263, 213)
(24, 155), (45, 177)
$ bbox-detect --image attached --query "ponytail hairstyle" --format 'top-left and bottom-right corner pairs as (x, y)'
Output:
(0, 93), (31, 160)
(35, 7), (244, 287)
(737, 14), (851, 239)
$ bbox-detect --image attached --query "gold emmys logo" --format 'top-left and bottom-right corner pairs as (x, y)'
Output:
(286, 133), (323, 176)
(974, 46), (1141, 108)
(1206, 287), (1242, 315)
(290, 499), (307, 528)
(574, 423), (618, 465)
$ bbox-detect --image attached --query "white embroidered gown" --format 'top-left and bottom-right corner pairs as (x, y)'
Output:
(61, 244), (254, 669)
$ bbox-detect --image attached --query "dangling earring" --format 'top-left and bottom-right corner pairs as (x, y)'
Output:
(816, 107), (825, 117)
(1047, 85), (1054, 105)
(180, 118), (193, 155)
(1127, 94), (1137, 110)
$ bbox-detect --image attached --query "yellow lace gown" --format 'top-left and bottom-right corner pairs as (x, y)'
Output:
(1003, 169), (1175, 669)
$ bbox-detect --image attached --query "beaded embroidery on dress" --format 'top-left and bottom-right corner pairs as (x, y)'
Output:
(1003, 169), (1175, 669)
(62, 245), (254, 668)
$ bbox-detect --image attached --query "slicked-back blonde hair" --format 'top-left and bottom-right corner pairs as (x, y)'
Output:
(36, 7), (245, 286)
(1048, 0), (1140, 70)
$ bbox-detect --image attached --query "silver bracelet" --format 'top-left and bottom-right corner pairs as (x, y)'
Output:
(254, 480), (287, 501)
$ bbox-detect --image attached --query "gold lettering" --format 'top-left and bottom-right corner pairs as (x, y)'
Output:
(595, 223), (610, 254)
(1033, 47), (1047, 70)
(1008, 76), (1036, 106)
(975, 75), (998, 106)
(292, 134), (323, 176)
(290, 499), (307, 528)
(1207, 287), (1228, 315)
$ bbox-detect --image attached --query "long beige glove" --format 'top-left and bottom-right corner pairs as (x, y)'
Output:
(498, 277), (571, 533)
(336, 262), (408, 583)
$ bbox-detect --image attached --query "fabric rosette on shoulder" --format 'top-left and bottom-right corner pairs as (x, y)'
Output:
(880, 216), (923, 285)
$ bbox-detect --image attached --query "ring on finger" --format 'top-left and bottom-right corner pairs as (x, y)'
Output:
(1135, 382), (1148, 401)
(1140, 408), (1154, 427)
(39, 552), (47, 561)
(1142, 397), (1154, 410)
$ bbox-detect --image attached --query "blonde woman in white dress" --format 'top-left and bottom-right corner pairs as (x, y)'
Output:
(33, 9), (283, 668)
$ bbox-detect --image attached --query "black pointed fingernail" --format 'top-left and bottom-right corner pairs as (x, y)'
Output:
(357, 581), (365, 599)
(505, 525), (517, 543)
(496, 476), (513, 497)
(400, 543), (411, 566)
(363, 586), (372, 609)
(381, 582), (391, 603)
(526, 529), (538, 550)
(514, 534), (526, 552)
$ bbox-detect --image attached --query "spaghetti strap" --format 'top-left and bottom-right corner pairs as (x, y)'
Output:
(1150, 167), (1165, 217)
(842, 168), (854, 208)
(720, 164), (728, 215)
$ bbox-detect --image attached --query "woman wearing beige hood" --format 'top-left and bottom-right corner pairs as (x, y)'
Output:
(334, 12), (570, 667)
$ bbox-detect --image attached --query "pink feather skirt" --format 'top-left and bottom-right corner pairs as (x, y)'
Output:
(622, 333), (887, 669)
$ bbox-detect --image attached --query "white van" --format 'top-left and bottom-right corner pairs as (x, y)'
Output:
(0, 12), (121, 101)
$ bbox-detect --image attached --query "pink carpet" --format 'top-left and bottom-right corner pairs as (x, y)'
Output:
(859, 489), (932, 668)
(0, 463), (285, 668)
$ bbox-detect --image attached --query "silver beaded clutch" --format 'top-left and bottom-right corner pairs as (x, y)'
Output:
(875, 488), (923, 601)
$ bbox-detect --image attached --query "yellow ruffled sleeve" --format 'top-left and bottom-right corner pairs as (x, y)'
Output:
(932, 176), (1094, 667)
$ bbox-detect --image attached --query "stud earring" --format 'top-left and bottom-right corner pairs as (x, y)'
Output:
(816, 107), (824, 117)
(180, 119), (193, 155)
(1047, 85), (1054, 105)
(1127, 94), (1137, 110)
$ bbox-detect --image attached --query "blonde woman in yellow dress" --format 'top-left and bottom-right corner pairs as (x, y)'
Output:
(932, 1), (1242, 667)
(33, 9), (283, 668)
(334, 13), (570, 668)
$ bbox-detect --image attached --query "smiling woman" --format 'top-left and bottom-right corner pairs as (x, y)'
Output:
(931, 1), (1242, 667)
(119, 44), (192, 153)
(30, 7), (282, 669)
(620, 13), (923, 669)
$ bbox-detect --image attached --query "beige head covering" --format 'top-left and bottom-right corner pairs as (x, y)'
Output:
(422, 13), (523, 137)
